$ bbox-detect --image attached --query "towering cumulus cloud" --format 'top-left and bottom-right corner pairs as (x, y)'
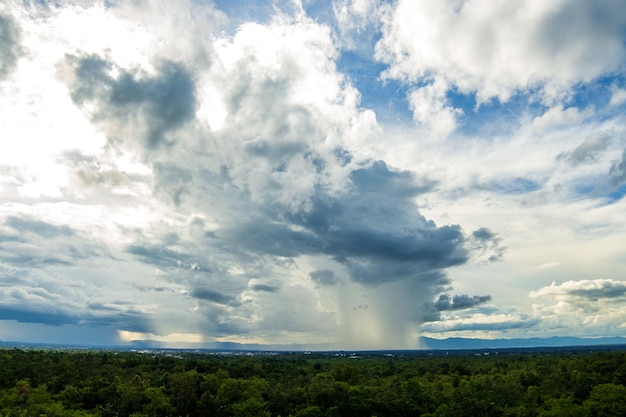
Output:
(54, 8), (494, 348)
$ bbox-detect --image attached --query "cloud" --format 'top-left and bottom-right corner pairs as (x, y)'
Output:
(0, 215), (109, 267)
(610, 87), (626, 107)
(558, 130), (615, 166)
(421, 293), (492, 323)
(421, 314), (539, 333)
(0, 306), (79, 326)
(530, 279), (626, 300)
(248, 284), (280, 293)
(469, 227), (505, 262)
(610, 148), (626, 185)
(407, 77), (462, 138)
(332, 0), (382, 51)
(125, 244), (208, 271)
(5, 216), (75, 238)
(0, 13), (21, 79)
(224, 159), (468, 287)
(529, 280), (626, 337)
(434, 293), (492, 311)
(374, 0), (626, 134)
(56, 9), (492, 348)
(309, 269), (339, 287)
(190, 287), (238, 306)
(532, 105), (593, 130)
(66, 54), (196, 152)
(0, 268), (154, 332)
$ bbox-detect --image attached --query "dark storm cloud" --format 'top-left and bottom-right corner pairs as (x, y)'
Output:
(309, 269), (338, 287)
(557, 131), (614, 166)
(67, 54), (196, 150)
(227, 159), (468, 286)
(5, 216), (74, 237)
(0, 13), (21, 79)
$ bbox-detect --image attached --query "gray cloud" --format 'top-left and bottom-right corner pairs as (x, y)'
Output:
(67, 54), (196, 151)
(190, 287), (238, 306)
(249, 284), (280, 293)
(610, 147), (626, 185)
(531, 279), (626, 301)
(228, 162), (467, 286)
(0, 270), (154, 333)
(434, 294), (492, 311)
(421, 317), (540, 333)
(470, 227), (505, 262)
(6, 216), (75, 238)
(309, 269), (338, 287)
(349, 160), (437, 196)
(421, 293), (492, 323)
(472, 227), (495, 241)
(558, 131), (614, 166)
(0, 13), (21, 79)
(571, 286), (626, 300)
(0, 306), (79, 326)
(125, 244), (207, 272)
(0, 216), (110, 268)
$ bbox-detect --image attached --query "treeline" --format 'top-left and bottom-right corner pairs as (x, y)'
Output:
(0, 348), (625, 416)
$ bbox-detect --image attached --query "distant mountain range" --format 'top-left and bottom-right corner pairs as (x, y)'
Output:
(128, 336), (626, 352)
(2, 336), (625, 352)
(418, 336), (626, 350)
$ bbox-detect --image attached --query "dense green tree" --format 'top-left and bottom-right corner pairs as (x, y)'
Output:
(0, 348), (624, 416)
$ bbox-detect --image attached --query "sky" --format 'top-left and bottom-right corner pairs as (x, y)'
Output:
(0, 0), (626, 350)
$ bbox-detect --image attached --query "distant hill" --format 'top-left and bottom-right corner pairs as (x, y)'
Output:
(2, 336), (625, 352)
(418, 336), (626, 350)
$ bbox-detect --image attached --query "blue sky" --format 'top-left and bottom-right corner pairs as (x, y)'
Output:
(0, 0), (626, 349)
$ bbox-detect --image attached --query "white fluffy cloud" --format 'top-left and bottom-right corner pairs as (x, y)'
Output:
(528, 279), (626, 336)
(374, 0), (626, 134)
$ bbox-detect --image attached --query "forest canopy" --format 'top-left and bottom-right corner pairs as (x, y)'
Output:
(0, 348), (625, 416)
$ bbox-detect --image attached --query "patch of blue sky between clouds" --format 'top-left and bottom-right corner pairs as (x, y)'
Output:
(566, 74), (626, 121)
(444, 73), (626, 137)
(211, 0), (276, 27)
(301, 0), (335, 23)
(447, 89), (547, 137)
(337, 50), (414, 125)
(606, 183), (626, 204)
